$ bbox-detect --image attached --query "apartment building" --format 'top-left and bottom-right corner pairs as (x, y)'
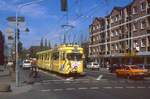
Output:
(89, 0), (150, 67)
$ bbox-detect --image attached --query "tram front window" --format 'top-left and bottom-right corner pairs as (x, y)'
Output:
(67, 53), (82, 61)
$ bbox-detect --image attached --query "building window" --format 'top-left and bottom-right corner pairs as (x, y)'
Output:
(125, 25), (128, 31)
(115, 15), (118, 22)
(132, 7), (137, 14)
(141, 2), (146, 11)
(93, 27), (95, 31)
(133, 23), (137, 31)
(141, 39), (145, 47)
(111, 17), (114, 23)
(115, 44), (118, 50)
(111, 31), (114, 37)
(133, 41), (138, 48)
(115, 30), (118, 36)
(140, 20), (146, 29)
(93, 37), (95, 42)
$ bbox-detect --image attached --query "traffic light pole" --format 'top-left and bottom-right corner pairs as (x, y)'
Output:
(15, 8), (19, 87)
(15, 0), (45, 87)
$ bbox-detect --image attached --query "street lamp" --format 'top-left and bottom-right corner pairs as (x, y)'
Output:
(15, 0), (45, 87)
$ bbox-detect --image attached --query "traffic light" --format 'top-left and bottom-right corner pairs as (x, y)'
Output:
(17, 28), (20, 40)
(8, 36), (13, 40)
(61, 0), (68, 11)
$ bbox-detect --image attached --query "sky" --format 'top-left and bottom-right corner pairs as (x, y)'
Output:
(0, 0), (133, 48)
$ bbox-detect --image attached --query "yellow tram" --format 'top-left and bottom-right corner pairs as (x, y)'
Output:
(36, 44), (84, 75)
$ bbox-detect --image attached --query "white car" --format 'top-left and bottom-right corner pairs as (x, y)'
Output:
(86, 62), (100, 70)
(22, 60), (31, 69)
(7, 61), (13, 66)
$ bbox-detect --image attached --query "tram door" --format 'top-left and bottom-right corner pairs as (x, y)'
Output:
(52, 52), (59, 72)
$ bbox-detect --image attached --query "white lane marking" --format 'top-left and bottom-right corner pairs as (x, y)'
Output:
(42, 82), (51, 85)
(137, 86), (146, 89)
(41, 89), (51, 92)
(114, 86), (123, 89)
(90, 87), (99, 89)
(75, 79), (90, 81)
(66, 77), (74, 81)
(42, 79), (65, 82)
(148, 86), (150, 88)
(82, 81), (89, 83)
(73, 81), (80, 84)
(103, 87), (112, 89)
(126, 86), (135, 89)
(53, 89), (63, 91)
(78, 87), (88, 90)
(66, 88), (75, 90)
(96, 75), (103, 80)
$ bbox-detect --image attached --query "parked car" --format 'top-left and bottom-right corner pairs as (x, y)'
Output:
(86, 62), (100, 70)
(109, 64), (121, 73)
(7, 61), (13, 66)
(115, 65), (148, 79)
(22, 60), (31, 69)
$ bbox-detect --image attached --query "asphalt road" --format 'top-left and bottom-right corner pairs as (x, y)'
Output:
(1, 68), (150, 99)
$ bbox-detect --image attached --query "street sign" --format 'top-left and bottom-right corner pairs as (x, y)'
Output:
(6, 28), (14, 36)
(7, 16), (25, 22)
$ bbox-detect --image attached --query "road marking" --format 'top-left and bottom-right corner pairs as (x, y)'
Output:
(137, 86), (146, 89)
(114, 86), (123, 89)
(39, 70), (64, 80)
(53, 89), (63, 91)
(41, 89), (51, 92)
(96, 75), (103, 80)
(66, 77), (74, 81)
(75, 79), (90, 81)
(90, 87), (99, 89)
(66, 88), (75, 90)
(73, 81), (80, 84)
(103, 87), (112, 89)
(82, 81), (89, 83)
(126, 86), (135, 89)
(64, 81), (71, 83)
(148, 86), (150, 88)
(78, 87), (88, 90)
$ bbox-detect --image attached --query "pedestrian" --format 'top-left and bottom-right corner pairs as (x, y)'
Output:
(30, 58), (38, 78)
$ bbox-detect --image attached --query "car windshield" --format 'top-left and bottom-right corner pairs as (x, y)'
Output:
(130, 66), (139, 69)
(67, 53), (82, 61)
(24, 60), (30, 63)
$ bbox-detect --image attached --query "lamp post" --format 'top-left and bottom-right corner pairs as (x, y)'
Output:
(15, 0), (44, 87)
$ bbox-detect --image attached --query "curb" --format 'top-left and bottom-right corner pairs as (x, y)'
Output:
(0, 83), (11, 92)
(0, 70), (10, 77)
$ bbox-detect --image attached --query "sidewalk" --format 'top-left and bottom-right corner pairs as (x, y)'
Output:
(0, 65), (33, 94)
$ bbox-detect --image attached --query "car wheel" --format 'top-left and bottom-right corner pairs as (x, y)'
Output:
(127, 75), (131, 79)
(116, 73), (120, 78)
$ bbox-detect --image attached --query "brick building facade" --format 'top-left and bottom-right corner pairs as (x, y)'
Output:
(89, 0), (150, 67)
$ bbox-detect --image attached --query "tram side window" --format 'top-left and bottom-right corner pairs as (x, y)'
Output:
(52, 52), (59, 60)
(61, 53), (65, 60)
